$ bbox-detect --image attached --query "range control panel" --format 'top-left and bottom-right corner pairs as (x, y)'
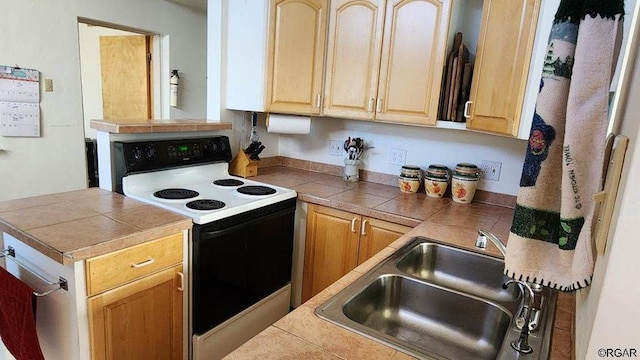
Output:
(113, 136), (232, 175)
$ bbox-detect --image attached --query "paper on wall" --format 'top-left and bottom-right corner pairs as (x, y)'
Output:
(0, 65), (40, 137)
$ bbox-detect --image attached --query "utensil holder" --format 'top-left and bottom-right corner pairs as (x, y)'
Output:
(343, 159), (360, 182)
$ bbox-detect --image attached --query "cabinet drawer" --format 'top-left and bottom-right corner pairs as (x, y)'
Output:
(86, 233), (183, 296)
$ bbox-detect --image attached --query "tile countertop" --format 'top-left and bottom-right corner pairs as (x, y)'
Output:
(226, 165), (575, 360)
(0, 188), (192, 265)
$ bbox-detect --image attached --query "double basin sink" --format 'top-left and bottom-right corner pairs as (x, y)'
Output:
(316, 237), (557, 359)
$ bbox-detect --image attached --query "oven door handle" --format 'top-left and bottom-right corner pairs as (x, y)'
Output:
(198, 207), (294, 240)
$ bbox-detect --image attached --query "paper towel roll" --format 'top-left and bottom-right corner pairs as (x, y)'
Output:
(266, 114), (311, 134)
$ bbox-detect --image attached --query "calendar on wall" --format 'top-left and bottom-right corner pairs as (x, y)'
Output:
(0, 65), (40, 137)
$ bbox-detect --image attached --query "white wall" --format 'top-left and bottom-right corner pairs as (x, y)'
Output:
(276, 118), (527, 195)
(0, 0), (207, 202)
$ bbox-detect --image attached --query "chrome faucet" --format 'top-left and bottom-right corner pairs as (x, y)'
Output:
(475, 229), (507, 258)
(503, 280), (535, 354)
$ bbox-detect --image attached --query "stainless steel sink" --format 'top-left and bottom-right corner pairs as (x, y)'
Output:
(316, 236), (557, 360)
(343, 275), (512, 359)
(395, 241), (519, 302)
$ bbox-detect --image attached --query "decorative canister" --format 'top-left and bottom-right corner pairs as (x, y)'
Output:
(424, 164), (450, 198)
(398, 165), (421, 193)
(452, 163), (479, 204)
(398, 176), (421, 193)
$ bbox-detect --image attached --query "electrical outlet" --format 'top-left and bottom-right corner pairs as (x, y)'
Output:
(480, 160), (502, 181)
(329, 140), (343, 156)
(390, 148), (407, 166)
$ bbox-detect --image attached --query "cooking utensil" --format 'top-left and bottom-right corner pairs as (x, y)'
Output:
(249, 145), (265, 160)
(250, 112), (259, 143)
(244, 141), (261, 154)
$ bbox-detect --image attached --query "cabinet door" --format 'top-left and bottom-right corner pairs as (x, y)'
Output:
(88, 265), (184, 360)
(376, 0), (451, 125)
(358, 217), (412, 264)
(266, 0), (328, 115)
(302, 204), (360, 302)
(323, 0), (385, 120)
(466, 0), (541, 136)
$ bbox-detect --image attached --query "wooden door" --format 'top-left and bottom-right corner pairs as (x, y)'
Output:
(100, 35), (151, 120)
(375, 0), (451, 125)
(323, 0), (385, 120)
(358, 218), (411, 264)
(88, 265), (183, 360)
(302, 204), (360, 302)
(266, 0), (328, 115)
(466, 0), (541, 136)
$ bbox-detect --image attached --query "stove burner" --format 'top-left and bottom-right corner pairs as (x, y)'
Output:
(186, 199), (226, 211)
(213, 179), (245, 187)
(236, 185), (277, 196)
(153, 188), (199, 200)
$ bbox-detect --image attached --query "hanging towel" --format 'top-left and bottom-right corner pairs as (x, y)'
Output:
(505, 0), (624, 291)
(0, 266), (45, 360)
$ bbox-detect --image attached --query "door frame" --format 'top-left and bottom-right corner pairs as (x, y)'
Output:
(78, 17), (165, 121)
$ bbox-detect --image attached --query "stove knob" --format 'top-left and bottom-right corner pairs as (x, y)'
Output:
(146, 145), (157, 160)
(167, 146), (176, 158)
(132, 147), (143, 161)
(208, 141), (217, 152)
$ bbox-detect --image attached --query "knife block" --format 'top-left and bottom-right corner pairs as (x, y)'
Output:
(229, 151), (259, 178)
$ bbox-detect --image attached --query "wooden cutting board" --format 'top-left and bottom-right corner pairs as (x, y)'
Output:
(446, 57), (458, 121)
(439, 32), (463, 120)
(451, 43), (469, 121)
(457, 63), (473, 122)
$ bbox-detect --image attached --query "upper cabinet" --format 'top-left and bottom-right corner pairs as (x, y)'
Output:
(267, 0), (328, 114)
(225, 0), (556, 138)
(323, 0), (451, 125)
(464, 0), (541, 137)
(226, 0), (327, 115)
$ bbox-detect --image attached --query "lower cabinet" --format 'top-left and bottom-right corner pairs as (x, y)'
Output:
(302, 204), (411, 302)
(86, 233), (184, 360)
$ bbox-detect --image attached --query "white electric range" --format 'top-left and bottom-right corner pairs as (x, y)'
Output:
(113, 136), (297, 360)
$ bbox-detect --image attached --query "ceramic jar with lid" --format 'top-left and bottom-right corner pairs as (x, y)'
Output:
(398, 165), (421, 193)
(424, 164), (449, 198)
(451, 163), (479, 203)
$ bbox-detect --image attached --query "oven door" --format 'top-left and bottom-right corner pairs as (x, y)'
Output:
(191, 198), (295, 335)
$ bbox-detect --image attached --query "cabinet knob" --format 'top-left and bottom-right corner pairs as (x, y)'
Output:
(351, 217), (358, 233)
(367, 98), (374, 113)
(315, 94), (322, 108)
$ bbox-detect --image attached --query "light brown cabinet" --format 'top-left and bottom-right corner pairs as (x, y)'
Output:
(323, 0), (451, 125)
(302, 204), (411, 301)
(86, 233), (184, 360)
(266, 0), (328, 115)
(465, 0), (541, 136)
